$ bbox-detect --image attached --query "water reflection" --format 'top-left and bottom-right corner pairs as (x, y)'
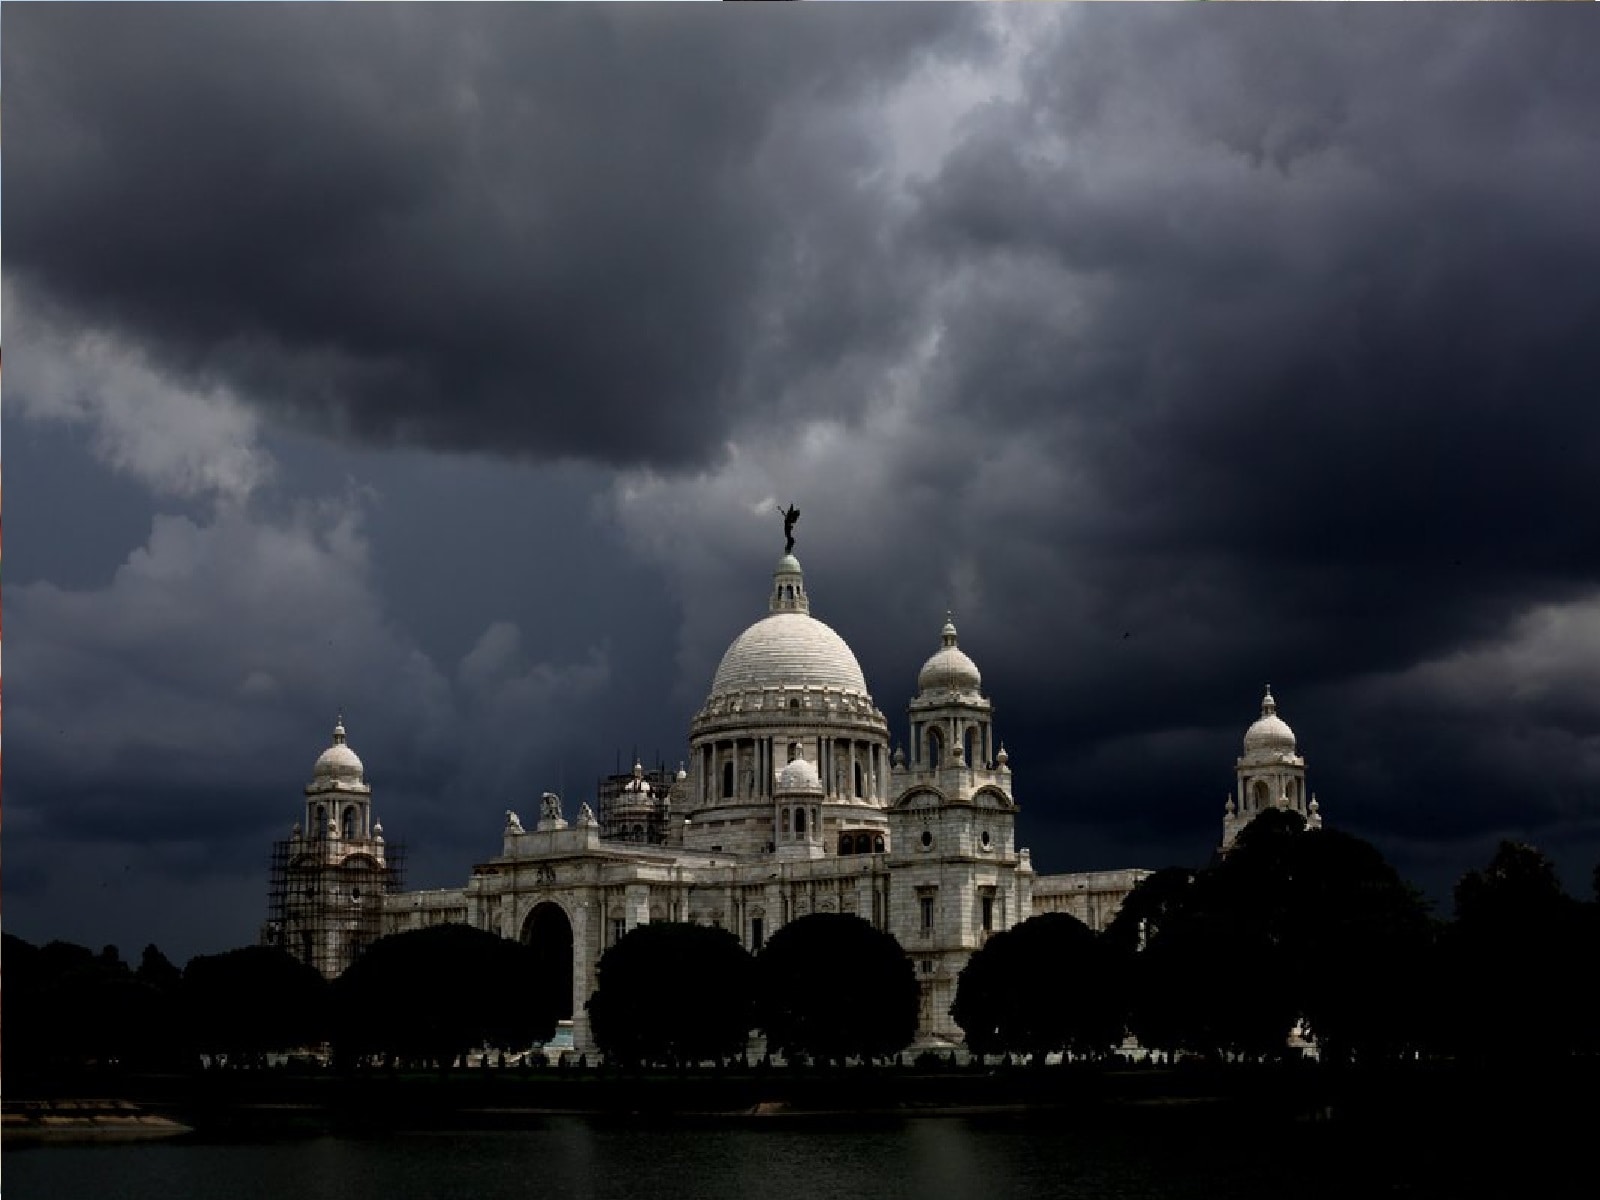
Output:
(1, 1115), (1340, 1200)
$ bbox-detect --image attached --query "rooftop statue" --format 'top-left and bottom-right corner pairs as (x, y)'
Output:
(779, 503), (800, 554)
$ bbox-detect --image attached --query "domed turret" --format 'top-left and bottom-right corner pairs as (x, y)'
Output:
(776, 754), (823, 794)
(1242, 686), (1296, 759)
(917, 614), (982, 696)
(1226, 686), (1315, 851)
(312, 717), (365, 785)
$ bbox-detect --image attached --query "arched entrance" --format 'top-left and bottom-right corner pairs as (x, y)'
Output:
(521, 901), (575, 1021)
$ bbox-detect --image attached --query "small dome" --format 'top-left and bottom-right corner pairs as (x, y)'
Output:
(1243, 687), (1296, 757)
(917, 615), (982, 695)
(313, 717), (365, 783)
(622, 761), (652, 795)
(776, 755), (823, 793)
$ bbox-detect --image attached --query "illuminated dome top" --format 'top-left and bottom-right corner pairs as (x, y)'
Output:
(916, 615), (982, 695)
(1243, 687), (1297, 758)
(707, 554), (870, 699)
(312, 717), (365, 784)
(776, 755), (823, 793)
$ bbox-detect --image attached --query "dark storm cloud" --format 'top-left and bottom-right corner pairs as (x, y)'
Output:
(5, 3), (983, 468)
(608, 7), (1600, 897)
(10, 5), (1600, 956)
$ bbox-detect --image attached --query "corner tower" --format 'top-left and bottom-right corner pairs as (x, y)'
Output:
(264, 717), (402, 977)
(887, 616), (1027, 1041)
(1223, 686), (1322, 850)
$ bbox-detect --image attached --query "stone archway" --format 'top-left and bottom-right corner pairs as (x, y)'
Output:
(521, 901), (575, 1021)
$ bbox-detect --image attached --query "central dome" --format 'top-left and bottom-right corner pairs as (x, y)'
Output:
(706, 552), (871, 700)
(711, 612), (869, 697)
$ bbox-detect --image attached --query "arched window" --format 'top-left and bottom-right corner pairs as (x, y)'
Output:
(342, 806), (357, 840)
(964, 727), (977, 767)
(315, 804), (327, 836)
(855, 833), (871, 855)
(839, 833), (853, 856)
(1252, 779), (1269, 811)
(873, 835), (886, 854)
(722, 760), (735, 799)
(928, 728), (943, 769)
(795, 807), (807, 835)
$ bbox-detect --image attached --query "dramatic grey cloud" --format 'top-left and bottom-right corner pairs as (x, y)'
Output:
(7, 5), (1600, 959)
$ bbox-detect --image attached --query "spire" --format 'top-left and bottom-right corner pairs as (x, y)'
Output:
(1261, 685), (1276, 717)
(333, 714), (347, 746)
(941, 611), (958, 648)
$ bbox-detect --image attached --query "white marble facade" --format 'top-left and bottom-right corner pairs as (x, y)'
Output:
(276, 549), (1318, 1050)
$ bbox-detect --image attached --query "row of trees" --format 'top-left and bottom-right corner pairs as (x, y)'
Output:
(3, 924), (563, 1076)
(952, 814), (1600, 1065)
(4, 913), (921, 1077)
(9, 821), (1594, 1076)
(587, 914), (918, 1068)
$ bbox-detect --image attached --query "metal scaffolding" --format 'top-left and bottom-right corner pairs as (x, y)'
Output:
(596, 761), (677, 845)
(263, 836), (406, 978)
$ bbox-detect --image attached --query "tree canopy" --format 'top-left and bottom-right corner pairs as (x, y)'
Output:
(184, 944), (330, 1060)
(586, 922), (755, 1068)
(756, 913), (918, 1064)
(951, 912), (1123, 1062)
(1441, 841), (1593, 1060)
(1120, 815), (1435, 1063)
(333, 924), (557, 1068)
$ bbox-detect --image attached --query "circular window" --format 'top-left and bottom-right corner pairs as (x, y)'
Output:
(920, 830), (933, 849)
(980, 831), (991, 849)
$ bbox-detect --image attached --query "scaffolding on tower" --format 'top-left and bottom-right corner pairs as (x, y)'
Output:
(263, 836), (406, 978)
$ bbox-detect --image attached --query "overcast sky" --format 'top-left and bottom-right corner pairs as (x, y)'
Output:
(7, 4), (1600, 962)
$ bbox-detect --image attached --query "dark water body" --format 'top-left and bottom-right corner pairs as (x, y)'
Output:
(5, 1111), (1588, 1200)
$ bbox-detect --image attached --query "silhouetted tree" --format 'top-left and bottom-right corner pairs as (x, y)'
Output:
(587, 922), (755, 1068)
(1103, 867), (1197, 956)
(1124, 813), (1433, 1063)
(1277, 829), (1436, 1063)
(184, 945), (330, 1063)
(952, 913), (1123, 1062)
(757, 914), (917, 1064)
(333, 924), (556, 1070)
(1129, 908), (1296, 1060)
(1442, 841), (1587, 1060)
(3, 936), (184, 1074)
(137, 943), (184, 994)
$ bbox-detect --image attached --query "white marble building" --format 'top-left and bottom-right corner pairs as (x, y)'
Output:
(271, 547), (1321, 1051)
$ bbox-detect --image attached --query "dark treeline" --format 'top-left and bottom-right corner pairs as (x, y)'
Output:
(955, 814), (1600, 1066)
(587, 913), (919, 1069)
(7, 822), (1597, 1086)
(3, 924), (563, 1081)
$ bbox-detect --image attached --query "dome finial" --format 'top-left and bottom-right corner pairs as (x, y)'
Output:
(333, 713), (347, 745)
(941, 611), (958, 648)
(1261, 685), (1275, 716)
